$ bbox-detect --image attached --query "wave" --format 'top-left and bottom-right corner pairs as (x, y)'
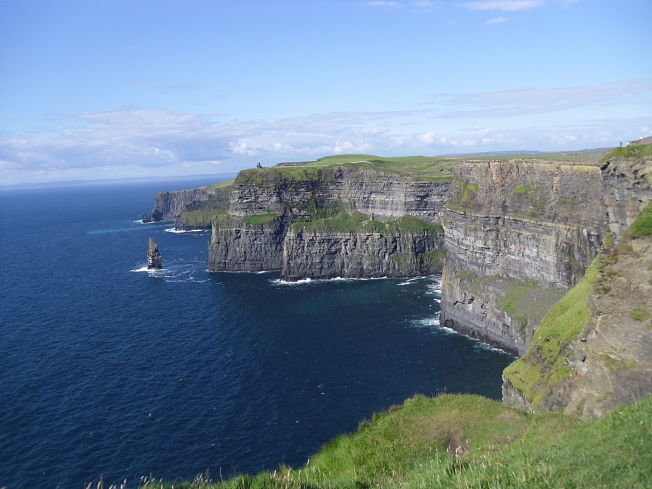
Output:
(437, 326), (512, 355)
(132, 219), (172, 224)
(397, 276), (427, 286)
(410, 316), (441, 328)
(130, 266), (164, 273)
(271, 275), (391, 286)
(164, 227), (208, 234)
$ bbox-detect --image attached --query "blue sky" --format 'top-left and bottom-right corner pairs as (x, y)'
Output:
(1, 0), (651, 184)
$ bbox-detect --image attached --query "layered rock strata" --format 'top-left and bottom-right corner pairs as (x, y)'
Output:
(144, 187), (212, 222)
(502, 149), (652, 416)
(207, 167), (451, 279)
(440, 160), (606, 354)
(281, 225), (445, 281)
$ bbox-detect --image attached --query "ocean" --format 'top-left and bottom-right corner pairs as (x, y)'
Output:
(0, 180), (514, 489)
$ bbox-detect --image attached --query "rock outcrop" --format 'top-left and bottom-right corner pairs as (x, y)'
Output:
(440, 160), (605, 354)
(147, 238), (162, 269)
(144, 187), (212, 222)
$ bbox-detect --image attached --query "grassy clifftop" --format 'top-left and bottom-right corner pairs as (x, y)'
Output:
(136, 393), (651, 489)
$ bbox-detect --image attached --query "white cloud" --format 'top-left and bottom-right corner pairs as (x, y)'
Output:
(2, 80), (651, 185)
(410, 1), (436, 12)
(486, 16), (508, 24)
(437, 79), (652, 118)
(460, 1), (545, 11)
(365, 1), (402, 8)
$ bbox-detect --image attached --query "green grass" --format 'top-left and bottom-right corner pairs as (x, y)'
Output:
(278, 154), (458, 181)
(495, 278), (563, 332)
(243, 213), (278, 225)
(137, 394), (652, 489)
(446, 180), (480, 212)
(179, 209), (232, 228)
(503, 257), (601, 408)
(630, 308), (651, 322)
(207, 178), (235, 190)
(600, 143), (652, 162)
(295, 212), (443, 234)
(628, 202), (652, 237)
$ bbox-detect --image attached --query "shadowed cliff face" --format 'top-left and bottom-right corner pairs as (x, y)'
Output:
(440, 160), (605, 354)
(282, 227), (445, 281)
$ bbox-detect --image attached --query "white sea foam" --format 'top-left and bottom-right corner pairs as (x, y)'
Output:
(164, 227), (207, 234)
(437, 325), (512, 355)
(411, 316), (441, 328)
(130, 266), (164, 274)
(272, 275), (390, 286)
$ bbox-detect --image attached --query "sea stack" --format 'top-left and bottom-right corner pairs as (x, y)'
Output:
(147, 237), (163, 269)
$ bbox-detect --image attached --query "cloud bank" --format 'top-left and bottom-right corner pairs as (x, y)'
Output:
(1, 80), (650, 185)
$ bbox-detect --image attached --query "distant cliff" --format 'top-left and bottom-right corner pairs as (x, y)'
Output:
(144, 186), (212, 221)
(207, 166), (451, 280)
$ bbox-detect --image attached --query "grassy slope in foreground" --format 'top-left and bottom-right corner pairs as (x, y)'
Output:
(139, 394), (651, 489)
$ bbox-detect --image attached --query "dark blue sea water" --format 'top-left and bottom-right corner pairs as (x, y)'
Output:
(0, 180), (514, 489)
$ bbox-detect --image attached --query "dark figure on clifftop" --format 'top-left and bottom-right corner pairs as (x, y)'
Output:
(147, 237), (163, 269)
(256, 162), (263, 169)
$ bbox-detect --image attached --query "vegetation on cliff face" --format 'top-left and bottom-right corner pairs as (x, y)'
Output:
(276, 154), (457, 181)
(243, 213), (279, 225)
(502, 257), (600, 408)
(444, 179), (480, 212)
(628, 202), (652, 236)
(293, 212), (443, 234)
(136, 394), (652, 489)
(600, 142), (652, 163)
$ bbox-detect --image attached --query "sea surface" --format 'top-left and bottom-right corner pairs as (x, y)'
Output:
(0, 180), (514, 489)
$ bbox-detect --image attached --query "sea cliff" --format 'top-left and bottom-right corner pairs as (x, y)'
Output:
(146, 146), (651, 407)
(440, 160), (605, 355)
(502, 144), (652, 416)
(207, 164), (451, 280)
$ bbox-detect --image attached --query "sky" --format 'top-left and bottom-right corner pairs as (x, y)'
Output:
(1, 0), (651, 185)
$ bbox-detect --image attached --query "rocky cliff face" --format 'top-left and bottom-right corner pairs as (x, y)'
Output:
(146, 237), (162, 269)
(228, 167), (450, 221)
(601, 149), (652, 238)
(281, 225), (445, 281)
(208, 219), (286, 272)
(440, 160), (605, 354)
(145, 187), (211, 221)
(207, 167), (451, 279)
(502, 149), (652, 417)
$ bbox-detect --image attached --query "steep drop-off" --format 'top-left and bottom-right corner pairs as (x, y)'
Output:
(502, 148), (652, 416)
(440, 160), (605, 355)
(207, 166), (451, 280)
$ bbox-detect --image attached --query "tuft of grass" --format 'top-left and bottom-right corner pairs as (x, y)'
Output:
(294, 212), (442, 234)
(600, 354), (638, 373)
(503, 257), (601, 408)
(628, 202), (652, 237)
(600, 142), (652, 162)
(243, 213), (278, 225)
(180, 209), (232, 228)
(446, 180), (480, 212)
(630, 308), (651, 322)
